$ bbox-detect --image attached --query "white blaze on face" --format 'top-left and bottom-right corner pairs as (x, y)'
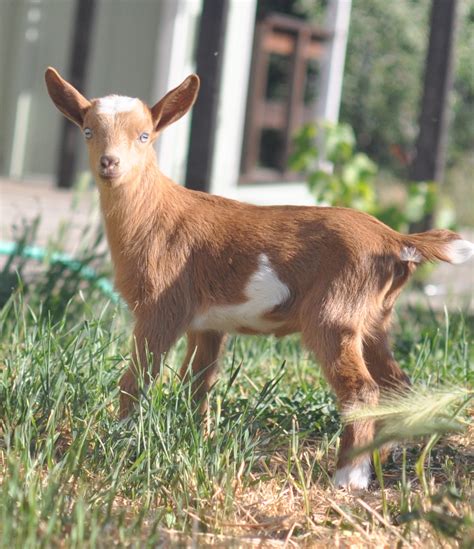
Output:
(191, 254), (290, 333)
(96, 95), (139, 116)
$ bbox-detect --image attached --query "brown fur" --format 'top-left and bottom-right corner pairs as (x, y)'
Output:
(45, 67), (465, 486)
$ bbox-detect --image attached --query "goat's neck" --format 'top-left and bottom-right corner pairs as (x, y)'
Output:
(97, 158), (180, 262)
(97, 157), (190, 306)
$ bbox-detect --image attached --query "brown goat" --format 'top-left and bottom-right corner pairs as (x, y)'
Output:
(45, 67), (473, 490)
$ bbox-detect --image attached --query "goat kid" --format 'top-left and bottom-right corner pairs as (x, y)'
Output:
(45, 67), (473, 490)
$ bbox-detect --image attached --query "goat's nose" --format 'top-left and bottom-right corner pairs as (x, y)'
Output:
(100, 155), (120, 168)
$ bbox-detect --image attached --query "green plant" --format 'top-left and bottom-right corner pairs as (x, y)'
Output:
(398, 487), (473, 545)
(346, 384), (472, 543)
(291, 122), (377, 210)
(1, 288), (472, 546)
(330, 0), (471, 173)
(345, 386), (471, 457)
(290, 121), (452, 232)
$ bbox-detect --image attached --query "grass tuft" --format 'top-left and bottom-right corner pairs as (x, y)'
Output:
(345, 385), (472, 454)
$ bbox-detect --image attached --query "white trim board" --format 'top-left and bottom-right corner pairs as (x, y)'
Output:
(152, 0), (202, 183)
(210, 0), (257, 197)
(220, 182), (316, 206)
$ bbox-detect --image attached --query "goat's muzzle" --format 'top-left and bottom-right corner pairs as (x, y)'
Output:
(99, 154), (121, 181)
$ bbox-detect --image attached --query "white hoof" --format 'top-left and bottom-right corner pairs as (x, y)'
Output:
(334, 457), (371, 490)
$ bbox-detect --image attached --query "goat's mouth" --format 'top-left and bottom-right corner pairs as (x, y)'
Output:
(99, 169), (122, 182)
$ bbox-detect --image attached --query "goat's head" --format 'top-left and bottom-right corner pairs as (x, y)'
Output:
(45, 67), (200, 186)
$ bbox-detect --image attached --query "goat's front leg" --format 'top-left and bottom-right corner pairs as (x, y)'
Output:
(179, 330), (227, 413)
(119, 311), (188, 418)
(305, 325), (379, 490)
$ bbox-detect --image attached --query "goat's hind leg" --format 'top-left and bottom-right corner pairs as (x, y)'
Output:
(180, 330), (226, 412)
(363, 265), (413, 392)
(304, 324), (379, 490)
(363, 320), (410, 390)
(363, 320), (411, 462)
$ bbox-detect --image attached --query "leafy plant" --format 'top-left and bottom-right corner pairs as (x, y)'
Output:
(290, 121), (452, 232)
(317, 0), (471, 173)
(291, 122), (377, 211)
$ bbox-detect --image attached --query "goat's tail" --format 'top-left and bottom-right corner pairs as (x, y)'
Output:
(399, 229), (474, 265)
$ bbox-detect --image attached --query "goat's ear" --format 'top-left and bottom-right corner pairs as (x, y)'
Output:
(151, 74), (200, 133)
(45, 67), (91, 127)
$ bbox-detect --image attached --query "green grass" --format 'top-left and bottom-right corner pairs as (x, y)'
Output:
(0, 255), (472, 546)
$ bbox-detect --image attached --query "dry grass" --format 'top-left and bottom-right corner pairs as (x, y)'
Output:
(149, 429), (472, 547)
(19, 428), (468, 547)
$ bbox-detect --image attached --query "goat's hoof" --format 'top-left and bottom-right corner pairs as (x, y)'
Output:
(334, 457), (372, 490)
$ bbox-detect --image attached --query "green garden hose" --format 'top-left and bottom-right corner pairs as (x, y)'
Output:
(0, 241), (121, 303)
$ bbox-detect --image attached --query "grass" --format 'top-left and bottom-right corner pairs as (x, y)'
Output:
(0, 224), (472, 547)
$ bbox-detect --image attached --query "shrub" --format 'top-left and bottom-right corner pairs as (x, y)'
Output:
(290, 121), (453, 233)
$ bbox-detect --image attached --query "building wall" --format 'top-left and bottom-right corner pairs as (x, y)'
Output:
(0, 0), (75, 178)
(0, 0), (17, 172)
(0, 0), (198, 183)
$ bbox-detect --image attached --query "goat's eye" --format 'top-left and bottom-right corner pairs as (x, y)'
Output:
(139, 132), (149, 143)
(84, 128), (93, 139)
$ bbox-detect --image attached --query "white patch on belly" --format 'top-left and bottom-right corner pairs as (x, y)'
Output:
(96, 95), (138, 115)
(191, 254), (290, 333)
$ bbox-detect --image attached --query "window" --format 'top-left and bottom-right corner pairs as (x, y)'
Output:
(240, 14), (329, 183)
